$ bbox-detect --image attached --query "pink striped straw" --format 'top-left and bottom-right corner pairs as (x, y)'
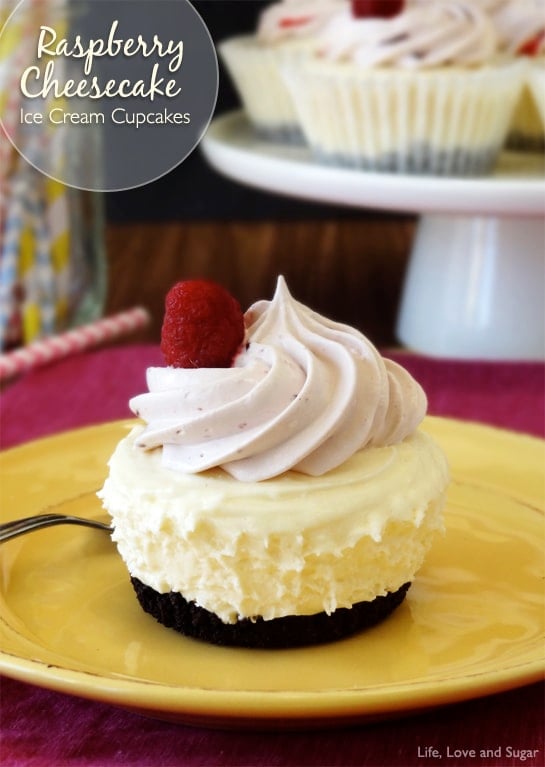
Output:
(0, 306), (150, 384)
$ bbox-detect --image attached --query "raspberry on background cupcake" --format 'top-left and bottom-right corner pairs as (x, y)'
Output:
(219, 0), (347, 143)
(98, 277), (449, 649)
(283, 0), (525, 174)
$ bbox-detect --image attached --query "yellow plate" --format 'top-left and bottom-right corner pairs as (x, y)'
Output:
(0, 417), (543, 728)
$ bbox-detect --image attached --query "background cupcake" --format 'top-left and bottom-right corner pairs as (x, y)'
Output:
(219, 0), (347, 143)
(527, 60), (545, 137)
(485, 0), (545, 151)
(285, 0), (524, 174)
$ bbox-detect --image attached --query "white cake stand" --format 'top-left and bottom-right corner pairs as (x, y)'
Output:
(201, 111), (545, 360)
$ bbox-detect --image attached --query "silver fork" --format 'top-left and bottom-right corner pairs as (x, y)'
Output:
(0, 513), (113, 543)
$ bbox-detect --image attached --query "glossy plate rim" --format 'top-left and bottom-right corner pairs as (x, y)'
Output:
(2, 648), (543, 728)
(200, 111), (545, 216)
(0, 417), (544, 728)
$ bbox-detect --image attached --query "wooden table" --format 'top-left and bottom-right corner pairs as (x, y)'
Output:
(104, 216), (416, 348)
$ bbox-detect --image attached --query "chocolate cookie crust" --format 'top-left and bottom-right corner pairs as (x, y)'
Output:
(131, 577), (411, 648)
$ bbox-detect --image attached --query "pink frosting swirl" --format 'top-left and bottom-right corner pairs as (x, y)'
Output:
(257, 0), (348, 43)
(130, 277), (427, 482)
(483, 0), (545, 54)
(316, 0), (499, 67)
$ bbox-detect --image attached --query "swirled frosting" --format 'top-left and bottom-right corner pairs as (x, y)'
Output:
(316, 0), (498, 67)
(257, 0), (348, 44)
(482, 0), (545, 54)
(130, 276), (427, 482)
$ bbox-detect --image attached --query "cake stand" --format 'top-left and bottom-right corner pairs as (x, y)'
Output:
(201, 111), (545, 360)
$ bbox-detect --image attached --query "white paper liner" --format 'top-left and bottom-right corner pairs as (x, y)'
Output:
(285, 60), (526, 174)
(219, 35), (311, 143)
(507, 62), (544, 151)
(526, 63), (545, 139)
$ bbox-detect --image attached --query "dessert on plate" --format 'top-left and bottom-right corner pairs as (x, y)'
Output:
(98, 276), (449, 648)
(284, 0), (524, 174)
(219, 0), (347, 143)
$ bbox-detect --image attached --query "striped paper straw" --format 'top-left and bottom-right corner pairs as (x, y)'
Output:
(0, 169), (26, 350)
(0, 306), (150, 383)
(27, 175), (57, 339)
(0, 0), (36, 172)
(45, 177), (70, 332)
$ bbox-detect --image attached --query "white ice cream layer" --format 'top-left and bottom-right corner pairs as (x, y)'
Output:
(99, 426), (448, 623)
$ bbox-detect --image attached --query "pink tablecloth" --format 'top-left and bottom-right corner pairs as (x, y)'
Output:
(1, 344), (544, 767)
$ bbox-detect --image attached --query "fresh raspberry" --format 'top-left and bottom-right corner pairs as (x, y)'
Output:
(351, 0), (404, 19)
(160, 279), (244, 368)
(517, 32), (544, 56)
(279, 15), (314, 29)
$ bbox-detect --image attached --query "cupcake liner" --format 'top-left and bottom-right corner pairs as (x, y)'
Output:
(285, 61), (525, 175)
(525, 63), (545, 144)
(219, 35), (309, 144)
(506, 74), (544, 152)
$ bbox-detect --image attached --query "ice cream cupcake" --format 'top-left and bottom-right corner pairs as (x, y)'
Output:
(486, 0), (545, 151)
(527, 61), (545, 138)
(98, 277), (449, 648)
(219, 0), (347, 142)
(284, 0), (524, 174)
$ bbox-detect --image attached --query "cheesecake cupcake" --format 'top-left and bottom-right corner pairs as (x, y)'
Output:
(98, 276), (449, 648)
(284, 0), (524, 174)
(527, 61), (545, 136)
(219, 0), (347, 143)
(486, 0), (545, 151)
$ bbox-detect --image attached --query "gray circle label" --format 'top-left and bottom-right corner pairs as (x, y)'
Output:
(1, 0), (219, 191)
